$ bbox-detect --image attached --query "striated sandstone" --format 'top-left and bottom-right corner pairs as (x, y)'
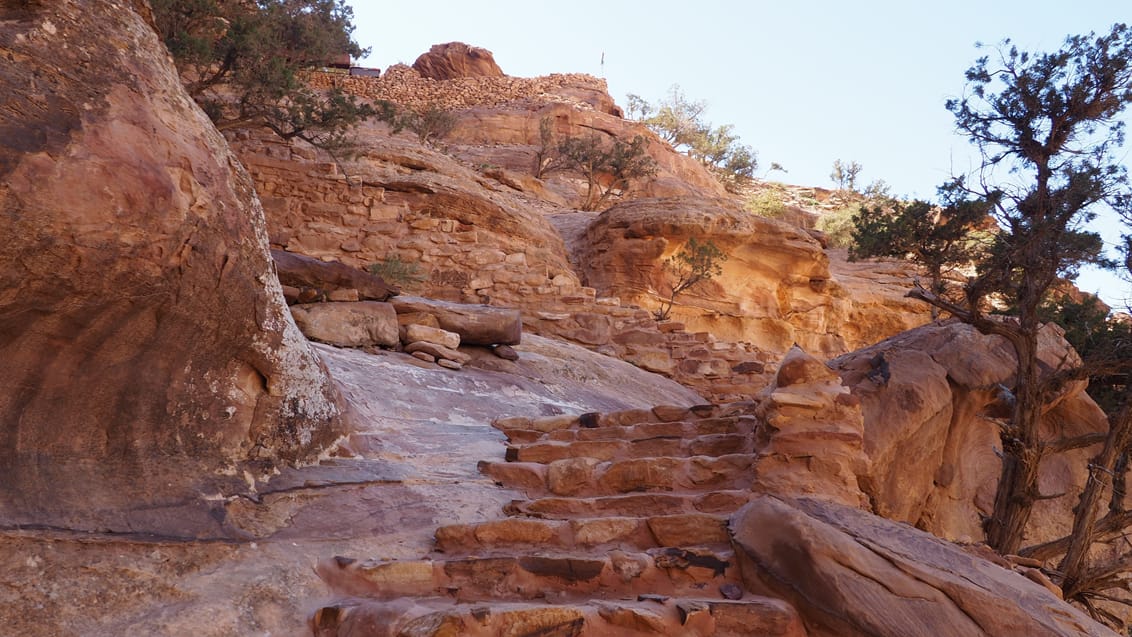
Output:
(0, 0), (344, 536)
(831, 320), (1108, 545)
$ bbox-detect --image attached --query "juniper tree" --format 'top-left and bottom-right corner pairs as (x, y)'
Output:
(908, 24), (1132, 559)
(152, 0), (374, 153)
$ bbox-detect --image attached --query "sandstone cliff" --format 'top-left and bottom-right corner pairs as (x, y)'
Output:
(0, 0), (344, 537)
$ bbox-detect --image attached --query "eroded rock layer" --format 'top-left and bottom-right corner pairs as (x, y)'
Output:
(0, 0), (344, 536)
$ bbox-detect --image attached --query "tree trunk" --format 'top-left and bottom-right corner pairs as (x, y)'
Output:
(986, 333), (1044, 554)
(1059, 397), (1132, 599)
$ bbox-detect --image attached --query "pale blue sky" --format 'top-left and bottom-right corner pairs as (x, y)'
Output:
(352, 2), (1130, 308)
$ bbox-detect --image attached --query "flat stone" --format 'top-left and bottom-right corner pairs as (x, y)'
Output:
(493, 416), (533, 431)
(437, 358), (463, 370)
(652, 405), (691, 422)
(598, 458), (682, 493)
(478, 461), (547, 491)
(647, 514), (729, 546)
(473, 518), (561, 546)
(355, 560), (435, 595)
(571, 517), (644, 547)
(529, 414), (579, 433)
(492, 344), (520, 361)
(547, 457), (603, 496)
(410, 351), (436, 363)
(405, 340), (471, 365)
(405, 323), (460, 349)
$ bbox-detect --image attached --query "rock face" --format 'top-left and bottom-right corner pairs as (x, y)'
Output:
(732, 496), (1116, 637)
(0, 0), (344, 536)
(753, 347), (869, 508)
(412, 42), (505, 80)
(831, 321), (1108, 545)
(578, 196), (846, 355)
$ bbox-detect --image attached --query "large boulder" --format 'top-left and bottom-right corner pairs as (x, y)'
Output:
(831, 320), (1108, 545)
(0, 0), (345, 536)
(732, 496), (1116, 637)
(412, 42), (505, 80)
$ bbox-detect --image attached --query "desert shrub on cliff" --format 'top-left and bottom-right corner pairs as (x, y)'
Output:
(850, 194), (990, 301)
(153, 0), (374, 152)
(653, 238), (728, 321)
(556, 132), (657, 211)
(829, 159), (863, 192)
(627, 85), (757, 193)
(368, 256), (426, 289)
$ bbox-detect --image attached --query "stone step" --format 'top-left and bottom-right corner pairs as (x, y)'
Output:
(543, 415), (758, 443)
(504, 490), (754, 520)
(506, 433), (754, 464)
(435, 513), (730, 554)
(312, 595), (805, 637)
(490, 404), (750, 437)
(316, 547), (742, 603)
(480, 454), (757, 497)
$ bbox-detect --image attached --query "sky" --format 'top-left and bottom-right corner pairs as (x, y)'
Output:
(351, 1), (1131, 309)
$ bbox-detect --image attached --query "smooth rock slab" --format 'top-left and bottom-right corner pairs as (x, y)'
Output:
(732, 496), (1117, 637)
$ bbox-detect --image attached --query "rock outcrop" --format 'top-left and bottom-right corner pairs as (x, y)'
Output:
(753, 347), (869, 507)
(831, 320), (1108, 545)
(0, 0), (344, 536)
(732, 496), (1115, 637)
(578, 197), (844, 354)
(412, 42), (505, 80)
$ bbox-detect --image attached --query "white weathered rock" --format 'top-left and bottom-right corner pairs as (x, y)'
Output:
(404, 324), (460, 349)
(290, 302), (399, 348)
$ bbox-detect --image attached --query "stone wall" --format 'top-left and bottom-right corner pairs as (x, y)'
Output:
(236, 134), (772, 401)
(307, 66), (619, 115)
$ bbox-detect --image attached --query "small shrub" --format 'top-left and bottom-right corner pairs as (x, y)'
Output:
(368, 256), (426, 287)
(815, 207), (857, 248)
(747, 190), (789, 218)
(654, 237), (728, 321)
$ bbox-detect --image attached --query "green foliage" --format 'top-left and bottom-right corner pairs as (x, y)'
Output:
(533, 116), (565, 178)
(850, 196), (990, 295)
(152, 0), (374, 153)
(368, 256), (425, 288)
(371, 101), (456, 146)
(830, 159), (863, 192)
(815, 207), (858, 248)
(923, 24), (1132, 570)
(629, 85), (758, 193)
(1036, 293), (1131, 416)
(654, 238), (728, 321)
(556, 132), (657, 211)
(746, 190), (789, 219)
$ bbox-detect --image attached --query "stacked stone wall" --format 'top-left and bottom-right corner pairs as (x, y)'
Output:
(237, 106), (773, 401)
(306, 66), (612, 114)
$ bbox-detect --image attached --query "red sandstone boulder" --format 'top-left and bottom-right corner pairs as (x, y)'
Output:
(831, 320), (1108, 546)
(732, 496), (1115, 637)
(412, 42), (505, 80)
(0, 0), (345, 537)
